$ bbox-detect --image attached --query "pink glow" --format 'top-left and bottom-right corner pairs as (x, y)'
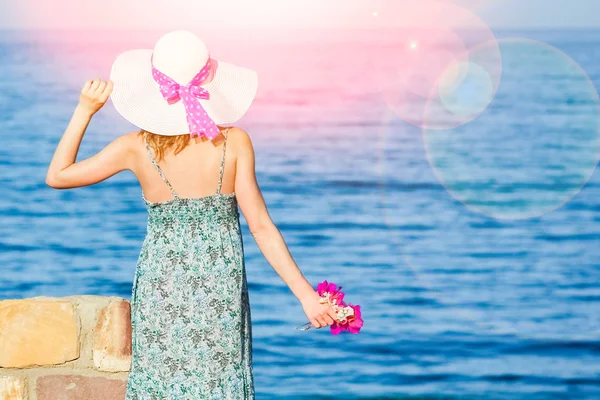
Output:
(13, 0), (499, 133)
(14, 0), (487, 31)
(372, 0), (501, 129)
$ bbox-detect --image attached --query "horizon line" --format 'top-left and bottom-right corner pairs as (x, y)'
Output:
(1, 27), (599, 32)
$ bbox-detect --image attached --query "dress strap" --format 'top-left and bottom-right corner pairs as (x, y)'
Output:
(144, 138), (179, 199)
(216, 127), (230, 195)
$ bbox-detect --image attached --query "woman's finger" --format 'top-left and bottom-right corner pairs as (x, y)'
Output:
(105, 80), (114, 94)
(327, 308), (338, 321)
(90, 78), (101, 91)
(322, 313), (335, 325)
(82, 80), (93, 92)
(99, 80), (114, 102)
(310, 318), (321, 329)
(316, 316), (327, 328)
(96, 80), (107, 94)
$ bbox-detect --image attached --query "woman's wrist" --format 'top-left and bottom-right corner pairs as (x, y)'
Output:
(291, 278), (317, 304)
(75, 103), (96, 119)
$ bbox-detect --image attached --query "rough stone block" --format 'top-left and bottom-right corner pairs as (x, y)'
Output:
(93, 299), (132, 372)
(0, 300), (79, 368)
(0, 376), (27, 400)
(37, 375), (126, 400)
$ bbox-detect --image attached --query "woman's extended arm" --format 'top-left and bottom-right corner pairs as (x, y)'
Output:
(233, 128), (337, 329)
(46, 79), (136, 189)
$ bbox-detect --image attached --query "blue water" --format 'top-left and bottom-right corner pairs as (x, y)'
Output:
(1, 29), (599, 399)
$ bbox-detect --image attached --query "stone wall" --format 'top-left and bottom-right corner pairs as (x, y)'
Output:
(0, 296), (132, 400)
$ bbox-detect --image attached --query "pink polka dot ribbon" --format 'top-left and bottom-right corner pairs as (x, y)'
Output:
(151, 56), (220, 140)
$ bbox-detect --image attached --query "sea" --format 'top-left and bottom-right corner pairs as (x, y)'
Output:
(0, 28), (599, 399)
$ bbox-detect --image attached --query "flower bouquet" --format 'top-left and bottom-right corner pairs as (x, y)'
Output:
(297, 280), (363, 334)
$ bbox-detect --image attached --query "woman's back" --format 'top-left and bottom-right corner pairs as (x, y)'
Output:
(137, 127), (236, 205)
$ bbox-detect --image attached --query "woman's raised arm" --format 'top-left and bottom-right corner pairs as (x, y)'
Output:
(46, 79), (137, 189)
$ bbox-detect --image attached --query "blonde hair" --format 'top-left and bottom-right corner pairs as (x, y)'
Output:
(138, 130), (191, 163)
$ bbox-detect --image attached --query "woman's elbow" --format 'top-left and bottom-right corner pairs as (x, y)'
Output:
(45, 173), (64, 189)
(45, 176), (57, 189)
(248, 219), (275, 237)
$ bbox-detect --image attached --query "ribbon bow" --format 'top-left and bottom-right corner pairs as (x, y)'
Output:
(151, 57), (220, 140)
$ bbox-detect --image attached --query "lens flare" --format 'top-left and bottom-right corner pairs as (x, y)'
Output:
(423, 38), (600, 220)
(373, 0), (500, 130)
(438, 61), (494, 118)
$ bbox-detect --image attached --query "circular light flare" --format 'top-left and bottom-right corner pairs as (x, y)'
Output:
(373, 0), (501, 130)
(423, 38), (600, 220)
(438, 61), (495, 118)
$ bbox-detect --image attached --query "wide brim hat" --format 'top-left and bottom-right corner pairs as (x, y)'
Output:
(109, 30), (258, 137)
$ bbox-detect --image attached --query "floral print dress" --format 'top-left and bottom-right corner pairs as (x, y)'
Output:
(126, 128), (255, 399)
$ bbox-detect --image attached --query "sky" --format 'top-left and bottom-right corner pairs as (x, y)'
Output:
(0, 0), (598, 30)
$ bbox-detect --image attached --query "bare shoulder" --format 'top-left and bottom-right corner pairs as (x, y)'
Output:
(117, 131), (145, 154)
(105, 132), (145, 169)
(112, 131), (142, 147)
(225, 126), (253, 154)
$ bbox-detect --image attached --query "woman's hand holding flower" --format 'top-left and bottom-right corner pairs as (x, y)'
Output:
(300, 290), (339, 329)
(296, 280), (363, 334)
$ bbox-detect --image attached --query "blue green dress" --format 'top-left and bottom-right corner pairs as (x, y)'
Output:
(126, 128), (255, 399)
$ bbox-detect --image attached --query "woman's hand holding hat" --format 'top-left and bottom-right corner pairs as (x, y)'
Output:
(79, 78), (113, 116)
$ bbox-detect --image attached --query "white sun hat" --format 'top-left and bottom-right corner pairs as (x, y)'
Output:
(109, 30), (258, 139)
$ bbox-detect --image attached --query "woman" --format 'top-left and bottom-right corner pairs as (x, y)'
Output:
(46, 30), (337, 399)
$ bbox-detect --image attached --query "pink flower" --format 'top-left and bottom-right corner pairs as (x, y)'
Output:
(330, 305), (363, 335)
(317, 280), (346, 307)
(328, 304), (363, 335)
(347, 305), (363, 334)
(330, 290), (345, 307)
(317, 280), (338, 296)
(330, 322), (344, 335)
